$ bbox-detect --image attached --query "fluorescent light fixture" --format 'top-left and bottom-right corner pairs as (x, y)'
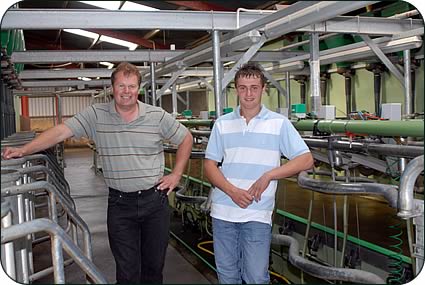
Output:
(64, 29), (138, 51)
(223, 61), (235, 67)
(63, 29), (99, 40)
(263, 60), (305, 73)
(79, 1), (121, 10)
(78, 77), (92, 81)
(99, 35), (138, 50)
(100, 61), (114, 69)
(79, 1), (158, 11)
(121, 2), (159, 11)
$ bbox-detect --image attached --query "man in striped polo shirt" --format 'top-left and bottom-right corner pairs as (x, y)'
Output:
(3, 62), (193, 284)
(204, 62), (313, 284)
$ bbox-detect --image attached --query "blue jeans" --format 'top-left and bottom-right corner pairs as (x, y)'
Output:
(212, 218), (271, 284)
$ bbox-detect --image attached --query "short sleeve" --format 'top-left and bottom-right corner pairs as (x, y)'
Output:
(279, 118), (310, 160)
(159, 111), (188, 145)
(64, 105), (97, 140)
(205, 121), (224, 162)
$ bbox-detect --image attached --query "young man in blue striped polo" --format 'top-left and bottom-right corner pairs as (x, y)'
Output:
(204, 62), (313, 284)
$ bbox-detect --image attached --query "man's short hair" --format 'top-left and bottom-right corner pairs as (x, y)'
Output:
(234, 62), (266, 87)
(111, 62), (142, 86)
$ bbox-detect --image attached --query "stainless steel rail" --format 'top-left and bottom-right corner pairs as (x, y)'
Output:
(1, 218), (107, 284)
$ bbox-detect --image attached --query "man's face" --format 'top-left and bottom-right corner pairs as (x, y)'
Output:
(112, 71), (140, 109)
(236, 76), (265, 111)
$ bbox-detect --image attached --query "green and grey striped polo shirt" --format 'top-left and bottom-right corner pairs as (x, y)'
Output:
(64, 100), (188, 192)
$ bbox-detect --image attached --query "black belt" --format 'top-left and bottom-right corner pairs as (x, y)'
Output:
(108, 186), (156, 198)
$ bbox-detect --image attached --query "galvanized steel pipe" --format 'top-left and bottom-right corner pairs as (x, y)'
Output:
(1, 218), (107, 284)
(297, 171), (399, 208)
(271, 234), (385, 283)
(397, 155), (424, 219)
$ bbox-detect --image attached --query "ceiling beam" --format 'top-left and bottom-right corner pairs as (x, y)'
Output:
(2, 9), (267, 31)
(21, 79), (112, 88)
(147, 1), (378, 79)
(7, 6), (414, 36)
(166, 1), (234, 11)
(18, 67), (218, 80)
(296, 16), (422, 35)
(12, 50), (308, 66)
(11, 50), (186, 64)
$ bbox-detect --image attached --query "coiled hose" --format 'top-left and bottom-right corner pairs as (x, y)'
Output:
(386, 220), (404, 284)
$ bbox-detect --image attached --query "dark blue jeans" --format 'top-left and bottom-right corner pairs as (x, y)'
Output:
(107, 187), (170, 284)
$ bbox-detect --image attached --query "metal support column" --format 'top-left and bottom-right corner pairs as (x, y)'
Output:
(286, 71), (291, 117)
(172, 82), (178, 117)
(309, 33), (321, 116)
(212, 30), (222, 118)
(150, 63), (157, 106)
(403, 49), (412, 117)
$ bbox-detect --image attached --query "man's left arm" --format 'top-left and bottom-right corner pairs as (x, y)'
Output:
(157, 132), (193, 194)
(248, 152), (314, 202)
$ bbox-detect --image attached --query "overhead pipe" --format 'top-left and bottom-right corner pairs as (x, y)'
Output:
(293, 119), (424, 137)
(303, 137), (424, 158)
(297, 171), (399, 208)
(271, 234), (385, 283)
(397, 155), (424, 219)
(179, 118), (424, 138)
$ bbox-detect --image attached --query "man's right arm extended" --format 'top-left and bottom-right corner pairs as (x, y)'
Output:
(2, 124), (74, 159)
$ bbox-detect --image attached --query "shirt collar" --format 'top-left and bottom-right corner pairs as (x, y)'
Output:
(235, 104), (268, 119)
(108, 99), (146, 118)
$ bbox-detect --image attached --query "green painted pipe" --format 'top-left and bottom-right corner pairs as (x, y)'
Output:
(179, 118), (424, 137)
(293, 119), (424, 137)
(179, 119), (212, 128)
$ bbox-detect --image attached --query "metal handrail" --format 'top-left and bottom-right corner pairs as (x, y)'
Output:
(1, 181), (93, 261)
(2, 153), (69, 193)
(1, 218), (107, 284)
(16, 165), (73, 207)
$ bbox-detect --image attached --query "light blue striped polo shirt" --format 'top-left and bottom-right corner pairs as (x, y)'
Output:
(205, 105), (310, 225)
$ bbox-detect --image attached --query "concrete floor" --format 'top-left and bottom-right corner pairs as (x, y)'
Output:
(34, 147), (212, 284)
